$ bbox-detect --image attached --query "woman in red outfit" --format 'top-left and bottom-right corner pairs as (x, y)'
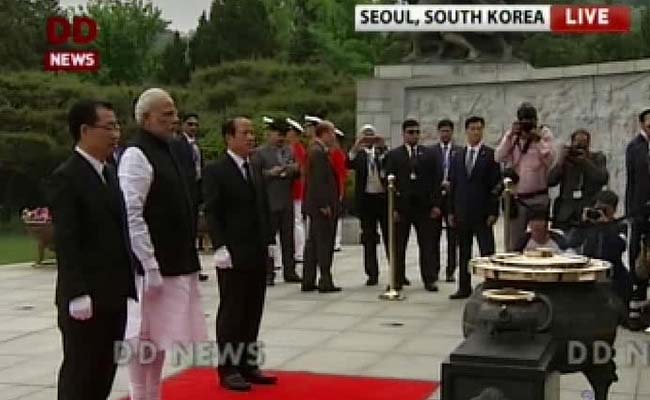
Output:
(330, 129), (348, 251)
(287, 118), (308, 262)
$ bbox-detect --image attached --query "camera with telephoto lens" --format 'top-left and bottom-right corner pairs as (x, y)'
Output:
(567, 144), (587, 158)
(584, 207), (605, 222)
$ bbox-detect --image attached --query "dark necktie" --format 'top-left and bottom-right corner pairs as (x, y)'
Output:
(442, 145), (449, 178)
(242, 161), (256, 195)
(242, 161), (252, 181)
(102, 165), (112, 187)
(466, 148), (475, 176)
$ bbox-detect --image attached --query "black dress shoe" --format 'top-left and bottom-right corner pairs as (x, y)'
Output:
(445, 275), (456, 283)
(199, 273), (209, 282)
(401, 278), (411, 286)
(284, 273), (302, 283)
(220, 373), (252, 391)
(266, 278), (275, 286)
(318, 285), (342, 293)
(424, 283), (439, 292)
(449, 291), (471, 300)
(241, 369), (278, 385)
(301, 285), (318, 292)
(366, 277), (379, 286)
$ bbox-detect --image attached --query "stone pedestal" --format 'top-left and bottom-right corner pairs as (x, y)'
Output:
(441, 332), (559, 400)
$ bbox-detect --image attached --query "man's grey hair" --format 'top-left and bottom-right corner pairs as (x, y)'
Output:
(134, 88), (172, 126)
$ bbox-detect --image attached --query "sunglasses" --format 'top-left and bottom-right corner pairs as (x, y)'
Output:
(185, 122), (199, 127)
(405, 129), (420, 135)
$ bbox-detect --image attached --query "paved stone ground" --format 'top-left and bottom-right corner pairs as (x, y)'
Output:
(0, 222), (649, 400)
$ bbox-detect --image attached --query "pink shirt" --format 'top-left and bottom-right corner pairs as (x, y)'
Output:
(495, 126), (557, 195)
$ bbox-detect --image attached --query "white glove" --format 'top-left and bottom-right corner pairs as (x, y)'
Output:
(69, 295), (93, 321)
(214, 246), (233, 269)
(268, 245), (274, 258)
(144, 268), (164, 293)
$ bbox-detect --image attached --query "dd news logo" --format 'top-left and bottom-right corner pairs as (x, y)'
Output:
(44, 17), (100, 73)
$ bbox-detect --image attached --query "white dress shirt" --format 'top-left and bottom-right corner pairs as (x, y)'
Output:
(227, 149), (249, 180)
(366, 147), (384, 194)
(75, 146), (105, 183)
(118, 147), (157, 271)
(349, 146), (384, 194)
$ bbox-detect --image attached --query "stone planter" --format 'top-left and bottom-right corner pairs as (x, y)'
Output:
(23, 221), (55, 266)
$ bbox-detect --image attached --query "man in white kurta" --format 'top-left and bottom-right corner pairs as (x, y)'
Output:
(119, 88), (207, 400)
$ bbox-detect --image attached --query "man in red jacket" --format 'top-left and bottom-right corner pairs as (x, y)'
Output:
(330, 128), (348, 252)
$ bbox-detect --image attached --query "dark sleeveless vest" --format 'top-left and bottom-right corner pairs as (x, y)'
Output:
(128, 130), (200, 276)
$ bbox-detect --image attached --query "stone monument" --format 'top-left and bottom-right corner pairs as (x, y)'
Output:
(357, 58), (650, 204)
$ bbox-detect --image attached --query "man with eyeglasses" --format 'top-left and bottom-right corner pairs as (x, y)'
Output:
(384, 119), (443, 292)
(48, 100), (136, 400)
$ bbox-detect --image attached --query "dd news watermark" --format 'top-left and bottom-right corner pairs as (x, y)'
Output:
(568, 339), (650, 367)
(113, 340), (267, 367)
(44, 16), (100, 72)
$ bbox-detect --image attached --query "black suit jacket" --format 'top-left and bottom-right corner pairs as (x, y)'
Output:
(303, 140), (340, 217)
(384, 144), (441, 214)
(625, 134), (650, 220)
(448, 145), (501, 224)
(346, 146), (387, 215)
(172, 134), (203, 208)
(48, 152), (136, 311)
(203, 152), (274, 270)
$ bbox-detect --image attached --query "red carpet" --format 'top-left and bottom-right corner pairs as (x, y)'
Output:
(121, 368), (439, 400)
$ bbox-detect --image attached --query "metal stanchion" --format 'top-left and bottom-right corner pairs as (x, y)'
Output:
(380, 174), (405, 301)
(502, 177), (513, 253)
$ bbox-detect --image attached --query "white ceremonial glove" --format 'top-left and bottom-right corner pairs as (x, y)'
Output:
(69, 295), (93, 321)
(144, 268), (164, 293)
(214, 246), (233, 269)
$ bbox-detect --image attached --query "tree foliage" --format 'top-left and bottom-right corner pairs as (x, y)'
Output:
(158, 31), (190, 85)
(72, 0), (169, 84)
(0, 0), (62, 71)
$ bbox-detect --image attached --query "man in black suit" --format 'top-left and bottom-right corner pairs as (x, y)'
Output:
(173, 112), (209, 281)
(48, 100), (136, 400)
(384, 119), (443, 292)
(448, 116), (501, 299)
(431, 119), (461, 282)
(203, 117), (277, 391)
(625, 108), (650, 330)
(347, 124), (389, 286)
(302, 120), (342, 293)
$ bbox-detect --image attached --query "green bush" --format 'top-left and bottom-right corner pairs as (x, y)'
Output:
(0, 59), (357, 215)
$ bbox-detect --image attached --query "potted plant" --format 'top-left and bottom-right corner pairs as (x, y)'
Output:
(21, 207), (55, 266)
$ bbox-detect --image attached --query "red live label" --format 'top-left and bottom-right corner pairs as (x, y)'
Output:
(551, 6), (631, 33)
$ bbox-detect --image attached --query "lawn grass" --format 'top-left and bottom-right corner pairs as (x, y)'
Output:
(0, 232), (54, 265)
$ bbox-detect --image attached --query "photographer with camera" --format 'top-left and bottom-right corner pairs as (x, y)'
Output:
(348, 124), (389, 286)
(495, 102), (557, 251)
(567, 190), (632, 324)
(549, 129), (609, 232)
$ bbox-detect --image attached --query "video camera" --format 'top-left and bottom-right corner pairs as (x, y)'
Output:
(566, 144), (588, 158)
(583, 207), (606, 223)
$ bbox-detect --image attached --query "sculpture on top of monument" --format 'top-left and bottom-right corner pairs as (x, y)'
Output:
(400, 0), (526, 62)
